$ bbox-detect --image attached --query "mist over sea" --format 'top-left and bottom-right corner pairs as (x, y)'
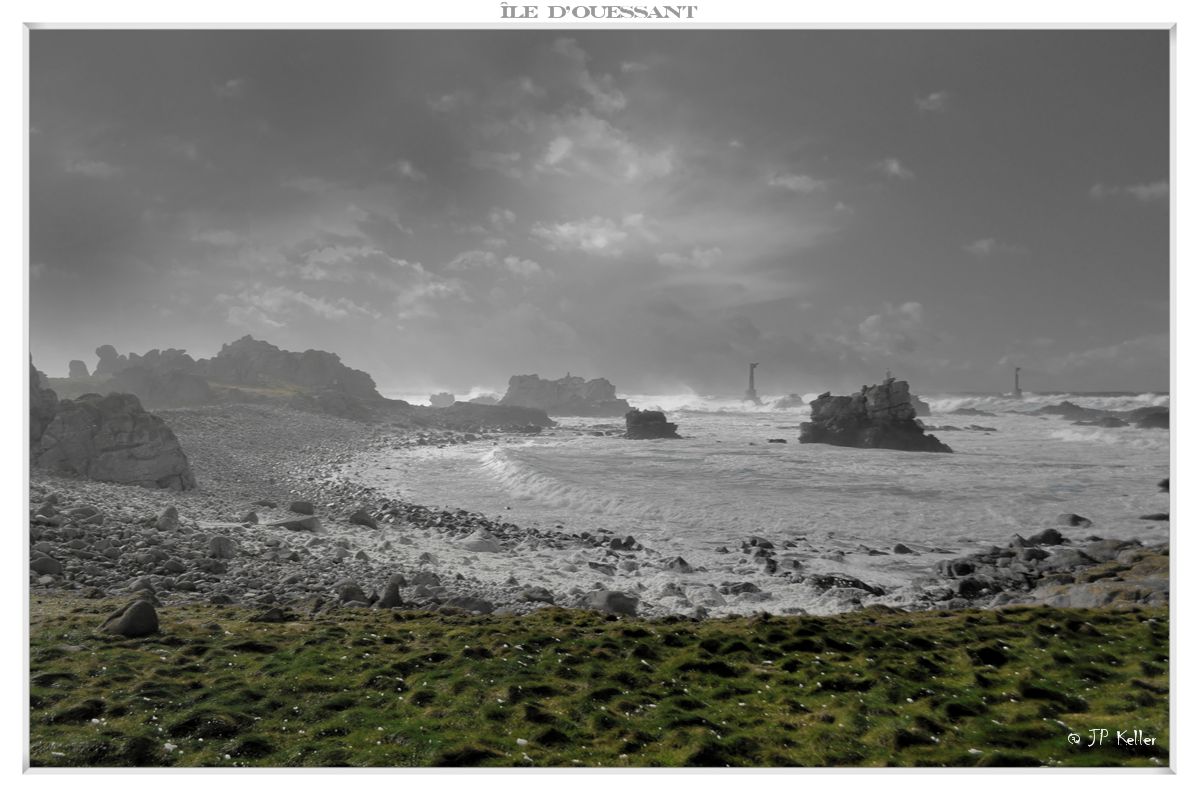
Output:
(347, 391), (1169, 614)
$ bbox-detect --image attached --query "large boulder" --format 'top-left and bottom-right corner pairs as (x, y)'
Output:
(99, 600), (159, 637)
(500, 373), (631, 417)
(580, 590), (639, 617)
(799, 379), (952, 453)
(33, 391), (197, 490)
(624, 409), (681, 439)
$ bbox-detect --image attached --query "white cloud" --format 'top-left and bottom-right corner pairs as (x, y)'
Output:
(390, 159), (427, 182)
(876, 157), (915, 180)
(552, 37), (627, 114)
(857, 301), (926, 355)
(767, 172), (827, 193)
(534, 109), (673, 182)
(657, 247), (723, 269)
(916, 91), (950, 112)
(531, 216), (632, 257)
(220, 284), (380, 326)
(429, 91), (470, 113)
(963, 238), (1029, 257)
(65, 159), (121, 179)
(214, 78), (246, 99)
(1089, 180), (1168, 203)
(469, 149), (523, 178)
(447, 249), (543, 278)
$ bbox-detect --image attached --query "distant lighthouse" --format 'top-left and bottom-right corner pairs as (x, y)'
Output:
(744, 362), (762, 405)
(1013, 366), (1022, 398)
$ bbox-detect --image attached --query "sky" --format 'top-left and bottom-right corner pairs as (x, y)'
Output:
(28, 29), (1169, 397)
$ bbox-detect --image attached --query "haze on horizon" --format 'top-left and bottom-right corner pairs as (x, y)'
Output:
(29, 30), (1169, 399)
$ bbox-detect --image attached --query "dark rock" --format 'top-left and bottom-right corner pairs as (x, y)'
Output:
(30, 556), (63, 576)
(1056, 513), (1092, 528)
(289, 500), (315, 515)
(428, 392), (456, 408)
(799, 379), (951, 453)
(99, 600), (159, 637)
(208, 536), (237, 559)
(720, 582), (762, 595)
(155, 506), (179, 532)
(29, 361), (59, 445)
(664, 556), (694, 574)
(33, 390), (196, 490)
(240, 510), (259, 525)
(1028, 528), (1065, 546)
(500, 373), (631, 417)
(937, 558), (976, 577)
(1129, 407), (1169, 429)
(767, 438), (787, 444)
(623, 409), (680, 439)
(517, 586), (555, 604)
(250, 607), (294, 623)
(804, 573), (884, 596)
(580, 590), (639, 616)
(334, 580), (368, 604)
(93, 344), (127, 376)
(893, 543), (915, 554)
(1158, 478), (1169, 493)
(443, 595), (494, 614)
(68, 360), (90, 379)
(348, 508), (379, 529)
(1139, 513), (1169, 521)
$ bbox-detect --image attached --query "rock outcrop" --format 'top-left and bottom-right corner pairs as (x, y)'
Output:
(500, 373), (631, 417)
(800, 378), (952, 453)
(199, 336), (380, 400)
(68, 360), (90, 379)
(103, 366), (214, 408)
(429, 392), (456, 408)
(624, 409), (681, 439)
(30, 362), (59, 444)
(32, 390), (197, 490)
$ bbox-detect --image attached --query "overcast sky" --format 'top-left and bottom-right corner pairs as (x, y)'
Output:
(29, 29), (1169, 396)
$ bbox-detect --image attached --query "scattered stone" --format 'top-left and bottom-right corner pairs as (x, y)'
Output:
(334, 580), (368, 604)
(154, 506), (179, 532)
(208, 536), (237, 559)
(30, 556), (63, 576)
(348, 508), (379, 530)
(664, 556), (694, 574)
(1056, 513), (1093, 528)
(288, 500), (315, 515)
(1028, 529), (1065, 546)
(580, 590), (639, 617)
(240, 510), (259, 525)
(517, 586), (555, 604)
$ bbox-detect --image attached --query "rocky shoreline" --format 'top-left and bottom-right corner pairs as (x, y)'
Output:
(29, 403), (1169, 621)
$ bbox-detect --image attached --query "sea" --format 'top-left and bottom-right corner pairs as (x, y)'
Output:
(344, 391), (1170, 615)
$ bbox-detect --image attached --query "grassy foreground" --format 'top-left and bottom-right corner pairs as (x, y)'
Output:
(29, 596), (1168, 768)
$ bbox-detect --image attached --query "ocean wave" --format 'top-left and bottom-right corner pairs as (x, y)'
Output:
(1047, 426), (1169, 450)
(477, 447), (671, 520)
(623, 392), (815, 414)
(925, 392), (1169, 416)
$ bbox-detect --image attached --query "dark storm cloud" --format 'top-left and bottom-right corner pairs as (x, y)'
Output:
(29, 29), (1169, 395)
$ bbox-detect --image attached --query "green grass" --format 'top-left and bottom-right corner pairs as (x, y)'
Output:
(28, 597), (1169, 767)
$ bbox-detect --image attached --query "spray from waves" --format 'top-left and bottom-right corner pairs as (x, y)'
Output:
(624, 393), (816, 414)
(925, 392), (1169, 415)
(1047, 426), (1169, 450)
(477, 447), (672, 521)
